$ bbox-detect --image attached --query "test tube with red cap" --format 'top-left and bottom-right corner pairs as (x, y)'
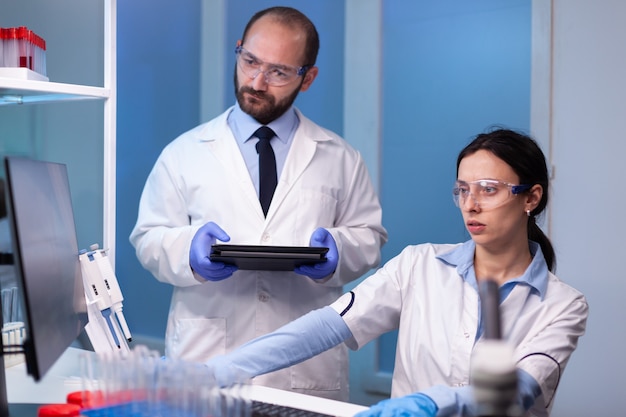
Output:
(2, 28), (19, 67)
(0, 28), (4, 67)
(17, 26), (31, 69)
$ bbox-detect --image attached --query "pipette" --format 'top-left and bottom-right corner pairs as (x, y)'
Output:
(79, 248), (121, 349)
(85, 244), (132, 343)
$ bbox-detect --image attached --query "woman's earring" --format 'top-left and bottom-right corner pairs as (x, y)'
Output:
(526, 209), (531, 217)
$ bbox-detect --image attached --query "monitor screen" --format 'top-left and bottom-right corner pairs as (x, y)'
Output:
(3, 156), (88, 381)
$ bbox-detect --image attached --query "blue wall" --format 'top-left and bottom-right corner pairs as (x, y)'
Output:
(378, 0), (531, 372)
(116, 0), (202, 338)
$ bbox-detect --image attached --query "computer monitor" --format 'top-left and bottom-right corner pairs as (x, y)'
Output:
(0, 156), (88, 416)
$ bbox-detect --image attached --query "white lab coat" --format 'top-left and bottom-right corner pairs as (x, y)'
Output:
(130, 107), (387, 401)
(331, 242), (588, 416)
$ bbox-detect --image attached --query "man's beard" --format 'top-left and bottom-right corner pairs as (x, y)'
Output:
(234, 70), (302, 125)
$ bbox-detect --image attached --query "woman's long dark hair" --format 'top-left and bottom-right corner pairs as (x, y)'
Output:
(456, 128), (555, 272)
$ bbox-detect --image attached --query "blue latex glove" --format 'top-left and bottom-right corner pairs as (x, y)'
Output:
(189, 222), (238, 281)
(355, 393), (438, 417)
(294, 228), (338, 280)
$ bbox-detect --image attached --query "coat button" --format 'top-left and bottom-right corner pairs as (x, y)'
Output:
(258, 292), (270, 302)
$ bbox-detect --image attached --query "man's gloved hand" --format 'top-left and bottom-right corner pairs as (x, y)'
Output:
(294, 228), (338, 280)
(355, 393), (438, 417)
(189, 222), (238, 281)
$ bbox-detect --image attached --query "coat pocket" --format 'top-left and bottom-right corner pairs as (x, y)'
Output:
(167, 317), (226, 362)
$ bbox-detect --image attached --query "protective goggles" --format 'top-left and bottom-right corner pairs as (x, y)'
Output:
(235, 45), (309, 86)
(452, 179), (531, 209)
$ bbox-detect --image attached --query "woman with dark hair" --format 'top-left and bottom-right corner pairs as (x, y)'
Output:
(456, 129), (555, 271)
(206, 129), (588, 417)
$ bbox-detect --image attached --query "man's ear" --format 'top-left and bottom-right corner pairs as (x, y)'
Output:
(299, 66), (319, 92)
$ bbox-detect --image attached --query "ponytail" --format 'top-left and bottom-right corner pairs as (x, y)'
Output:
(528, 219), (555, 272)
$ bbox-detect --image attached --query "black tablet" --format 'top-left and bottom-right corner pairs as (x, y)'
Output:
(210, 244), (328, 271)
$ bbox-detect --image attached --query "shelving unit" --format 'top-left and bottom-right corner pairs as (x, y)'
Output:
(0, 0), (117, 264)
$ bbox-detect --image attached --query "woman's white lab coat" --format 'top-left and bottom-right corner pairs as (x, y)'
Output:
(331, 242), (588, 416)
(130, 107), (387, 401)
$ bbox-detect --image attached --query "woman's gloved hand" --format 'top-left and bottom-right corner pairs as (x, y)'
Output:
(189, 222), (238, 281)
(294, 228), (338, 280)
(355, 393), (438, 417)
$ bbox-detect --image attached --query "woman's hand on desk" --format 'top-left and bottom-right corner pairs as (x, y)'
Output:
(355, 393), (438, 417)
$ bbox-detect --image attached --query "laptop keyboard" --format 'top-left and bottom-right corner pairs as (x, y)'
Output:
(251, 400), (335, 417)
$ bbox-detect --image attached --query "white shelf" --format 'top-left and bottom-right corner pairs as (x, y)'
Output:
(0, 77), (109, 105)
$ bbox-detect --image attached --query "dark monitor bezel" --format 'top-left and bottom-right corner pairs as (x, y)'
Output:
(2, 156), (88, 382)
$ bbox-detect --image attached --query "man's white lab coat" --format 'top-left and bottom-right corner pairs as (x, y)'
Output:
(130, 107), (387, 401)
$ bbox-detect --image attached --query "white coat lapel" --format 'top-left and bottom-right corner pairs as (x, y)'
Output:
(265, 112), (331, 221)
(197, 113), (266, 220)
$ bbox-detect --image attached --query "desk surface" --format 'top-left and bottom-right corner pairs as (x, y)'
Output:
(6, 346), (84, 404)
(6, 347), (369, 417)
(248, 385), (368, 417)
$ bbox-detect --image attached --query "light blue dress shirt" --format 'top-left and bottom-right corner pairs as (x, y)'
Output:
(423, 240), (546, 416)
(226, 102), (299, 197)
(437, 240), (548, 340)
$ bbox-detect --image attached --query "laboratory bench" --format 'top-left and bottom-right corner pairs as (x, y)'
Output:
(5, 347), (368, 417)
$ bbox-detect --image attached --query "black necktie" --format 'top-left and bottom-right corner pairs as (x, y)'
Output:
(254, 126), (277, 217)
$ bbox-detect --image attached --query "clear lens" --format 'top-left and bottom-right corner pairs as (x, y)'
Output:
(236, 47), (302, 86)
(452, 179), (528, 209)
